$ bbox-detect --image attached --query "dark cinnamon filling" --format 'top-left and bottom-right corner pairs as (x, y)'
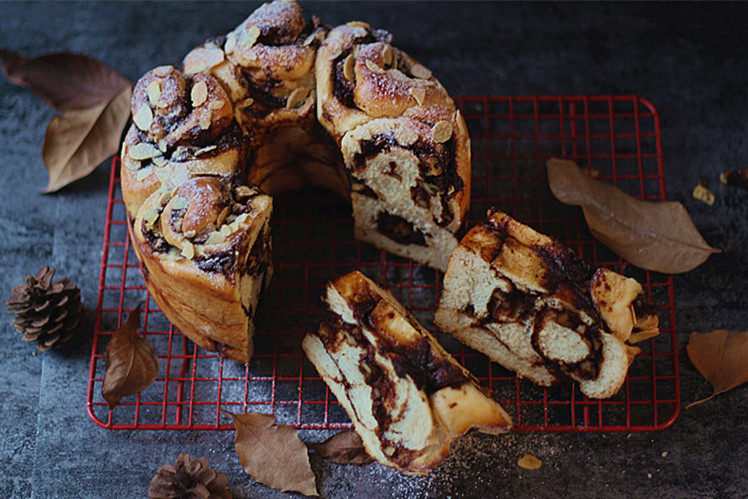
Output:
(376, 211), (427, 246)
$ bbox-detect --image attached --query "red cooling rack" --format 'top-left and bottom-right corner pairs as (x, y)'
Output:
(86, 95), (680, 432)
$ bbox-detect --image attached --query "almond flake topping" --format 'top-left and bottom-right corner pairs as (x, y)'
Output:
(205, 232), (225, 245)
(158, 141), (168, 153)
(135, 168), (152, 182)
(198, 113), (211, 130)
(208, 100), (225, 110)
(143, 208), (159, 227)
(408, 87), (426, 106)
(216, 206), (231, 227)
(181, 241), (195, 259)
(129, 143), (162, 161)
(382, 45), (394, 66)
(285, 88), (309, 109)
(191, 81), (209, 108)
(244, 26), (261, 48)
(365, 60), (384, 74)
(153, 65), (172, 77)
(152, 156), (167, 168)
(235, 185), (258, 199)
(432, 120), (453, 143)
(343, 54), (355, 81)
(224, 34), (237, 54)
(133, 106), (153, 132)
(410, 63), (432, 79)
(237, 97), (254, 109)
(124, 158), (141, 171)
(146, 80), (162, 107)
(195, 145), (217, 156)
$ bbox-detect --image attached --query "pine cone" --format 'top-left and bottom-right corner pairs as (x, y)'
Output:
(149, 453), (232, 499)
(5, 266), (83, 351)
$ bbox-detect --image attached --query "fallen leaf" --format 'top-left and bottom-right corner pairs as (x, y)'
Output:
(518, 454), (542, 470)
(227, 411), (317, 496)
(101, 303), (159, 410)
(0, 50), (130, 111)
(547, 158), (719, 274)
(42, 86), (131, 192)
(686, 330), (748, 408)
(311, 429), (374, 465)
(720, 167), (748, 190)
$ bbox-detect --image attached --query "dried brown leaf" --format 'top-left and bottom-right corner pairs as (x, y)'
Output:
(101, 303), (159, 410)
(686, 330), (748, 408)
(227, 411), (317, 496)
(518, 454), (542, 470)
(0, 50), (130, 111)
(42, 86), (132, 192)
(547, 158), (719, 274)
(311, 429), (374, 465)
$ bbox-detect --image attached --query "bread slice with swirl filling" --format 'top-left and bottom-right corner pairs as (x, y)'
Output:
(435, 210), (659, 399)
(302, 271), (511, 475)
(131, 176), (272, 363)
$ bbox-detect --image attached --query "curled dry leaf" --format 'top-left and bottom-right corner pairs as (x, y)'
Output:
(311, 429), (374, 465)
(686, 330), (748, 409)
(226, 411), (317, 496)
(101, 303), (159, 410)
(0, 50), (130, 111)
(0, 50), (133, 192)
(547, 158), (719, 274)
(43, 86), (132, 192)
(517, 454), (542, 470)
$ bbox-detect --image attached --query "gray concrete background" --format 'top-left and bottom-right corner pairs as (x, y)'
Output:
(0, 1), (746, 497)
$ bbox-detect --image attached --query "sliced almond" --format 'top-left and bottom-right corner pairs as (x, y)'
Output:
(181, 241), (195, 259)
(518, 454), (542, 470)
(399, 127), (419, 147)
(124, 158), (141, 171)
(133, 106), (153, 132)
(692, 183), (715, 206)
(286, 87), (309, 109)
(382, 45), (393, 66)
(303, 30), (324, 46)
(220, 224), (233, 237)
(410, 63), (432, 79)
(153, 65), (173, 77)
(195, 145), (217, 156)
(146, 80), (161, 107)
(432, 120), (453, 143)
(224, 34), (237, 54)
(129, 143), (162, 161)
(205, 232), (226, 245)
(350, 26), (369, 39)
(152, 156), (167, 168)
(135, 168), (152, 182)
(243, 26), (261, 48)
(365, 60), (384, 74)
(343, 54), (355, 81)
(408, 87), (426, 106)
(171, 196), (190, 211)
(235, 185), (258, 199)
(198, 113), (212, 130)
(158, 141), (168, 153)
(216, 206), (231, 226)
(237, 97), (254, 109)
(191, 81), (209, 108)
(208, 100), (225, 110)
(143, 208), (160, 227)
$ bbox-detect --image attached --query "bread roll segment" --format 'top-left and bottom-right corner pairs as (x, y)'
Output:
(435, 210), (659, 399)
(303, 271), (512, 474)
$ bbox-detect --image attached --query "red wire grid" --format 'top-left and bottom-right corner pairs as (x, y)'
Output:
(86, 95), (680, 432)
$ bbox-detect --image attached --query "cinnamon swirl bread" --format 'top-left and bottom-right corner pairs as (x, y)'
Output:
(131, 176), (272, 363)
(302, 271), (511, 474)
(316, 23), (470, 271)
(122, 0), (471, 362)
(434, 210), (659, 399)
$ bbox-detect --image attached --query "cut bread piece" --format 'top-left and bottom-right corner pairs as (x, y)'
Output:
(302, 271), (511, 474)
(131, 176), (273, 363)
(435, 210), (659, 399)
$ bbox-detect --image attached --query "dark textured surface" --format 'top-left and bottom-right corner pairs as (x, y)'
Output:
(0, 1), (746, 497)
